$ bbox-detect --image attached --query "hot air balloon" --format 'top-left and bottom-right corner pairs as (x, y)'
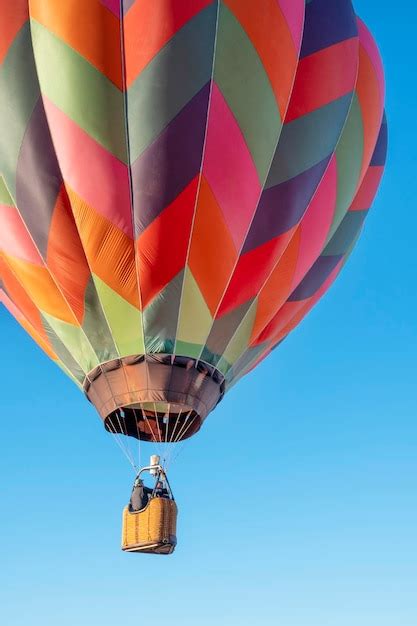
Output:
(0, 0), (387, 553)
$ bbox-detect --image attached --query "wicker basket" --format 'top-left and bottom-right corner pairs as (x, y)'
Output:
(122, 497), (178, 554)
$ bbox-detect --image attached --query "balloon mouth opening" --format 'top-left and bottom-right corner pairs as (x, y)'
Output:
(104, 404), (202, 442)
(84, 354), (225, 442)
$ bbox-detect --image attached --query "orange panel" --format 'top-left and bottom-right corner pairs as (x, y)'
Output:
(47, 187), (90, 323)
(137, 176), (198, 308)
(225, 0), (298, 117)
(67, 187), (140, 309)
(250, 228), (300, 342)
(188, 176), (237, 315)
(3, 253), (75, 323)
(1, 283), (56, 359)
(20, 317), (57, 360)
(1, 256), (63, 344)
(29, 0), (123, 88)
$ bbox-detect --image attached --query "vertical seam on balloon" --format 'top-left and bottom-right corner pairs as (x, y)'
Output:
(114, 0), (146, 435)
(119, 0), (147, 358)
(171, 0), (221, 361)
(211, 35), (363, 378)
(232, 101), (384, 383)
(1, 127), (96, 378)
(22, 6), (121, 374)
(187, 2), (307, 373)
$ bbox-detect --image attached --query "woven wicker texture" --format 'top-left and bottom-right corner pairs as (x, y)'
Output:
(122, 497), (177, 554)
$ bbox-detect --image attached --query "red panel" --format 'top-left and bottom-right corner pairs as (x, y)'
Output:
(349, 166), (384, 211)
(224, 0), (299, 116)
(124, 0), (213, 86)
(286, 38), (358, 123)
(138, 176), (198, 308)
(356, 43), (384, 183)
(217, 231), (294, 318)
(250, 230), (300, 341)
(0, 0), (28, 64)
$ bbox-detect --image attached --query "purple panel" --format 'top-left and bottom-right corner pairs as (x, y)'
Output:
(300, 0), (357, 58)
(123, 0), (135, 14)
(15, 99), (63, 257)
(370, 112), (388, 166)
(242, 156), (329, 253)
(288, 254), (342, 301)
(132, 83), (210, 234)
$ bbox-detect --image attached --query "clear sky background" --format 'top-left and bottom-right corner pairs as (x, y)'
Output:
(1, 2), (416, 625)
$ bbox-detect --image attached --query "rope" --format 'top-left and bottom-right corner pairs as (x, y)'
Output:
(107, 416), (137, 470)
(133, 408), (142, 470)
(166, 414), (198, 470)
(153, 402), (163, 444)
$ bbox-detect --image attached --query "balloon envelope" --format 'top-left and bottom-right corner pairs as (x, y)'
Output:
(0, 0), (387, 441)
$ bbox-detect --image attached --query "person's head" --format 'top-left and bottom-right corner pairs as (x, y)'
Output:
(135, 478), (143, 487)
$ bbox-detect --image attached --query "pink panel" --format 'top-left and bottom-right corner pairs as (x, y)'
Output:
(0, 204), (43, 265)
(290, 156), (337, 290)
(357, 18), (385, 100)
(277, 0), (305, 51)
(43, 98), (133, 237)
(99, 0), (121, 17)
(203, 84), (261, 249)
(349, 166), (384, 211)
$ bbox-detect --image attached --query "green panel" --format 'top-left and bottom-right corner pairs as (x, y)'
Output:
(267, 94), (353, 187)
(41, 315), (89, 382)
(128, 3), (217, 159)
(174, 340), (203, 360)
(56, 361), (83, 389)
(0, 177), (13, 205)
(82, 277), (119, 362)
(217, 302), (257, 373)
(30, 20), (127, 162)
(225, 343), (266, 384)
(214, 3), (281, 180)
(0, 23), (40, 197)
(341, 231), (361, 268)
(206, 299), (254, 362)
(325, 95), (364, 242)
(323, 210), (367, 256)
(42, 311), (100, 373)
(175, 268), (213, 347)
(143, 271), (184, 354)
(93, 275), (144, 357)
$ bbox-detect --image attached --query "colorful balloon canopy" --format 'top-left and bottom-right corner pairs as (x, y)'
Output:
(0, 0), (387, 443)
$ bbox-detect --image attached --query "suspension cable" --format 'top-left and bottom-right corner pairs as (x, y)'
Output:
(107, 416), (137, 470)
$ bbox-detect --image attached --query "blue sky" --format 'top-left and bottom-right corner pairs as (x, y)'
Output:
(1, 2), (417, 625)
